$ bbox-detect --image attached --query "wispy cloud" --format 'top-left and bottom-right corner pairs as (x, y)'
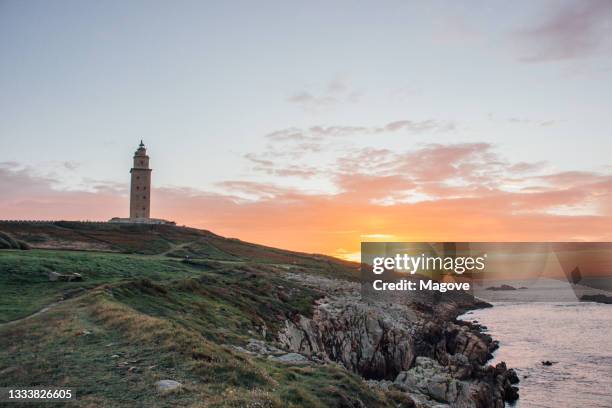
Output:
(0, 162), (125, 220)
(265, 119), (456, 142)
(516, 0), (612, 62)
(244, 153), (319, 179)
(247, 120), (458, 180)
(506, 118), (556, 127)
(286, 76), (362, 112)
(286, 92), (337, 110)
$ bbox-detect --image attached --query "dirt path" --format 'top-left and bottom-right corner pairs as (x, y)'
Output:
(0, 304), (58, 328)
(0, 259), (296, 329)
(0, 302), (67, 330)
(159, 240), (195, 256)
(0, 289), (90, 329)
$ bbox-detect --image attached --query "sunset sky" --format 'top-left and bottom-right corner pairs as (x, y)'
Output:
(1, 0), (612, 260)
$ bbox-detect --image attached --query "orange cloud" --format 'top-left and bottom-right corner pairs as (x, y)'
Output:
(2, 142), (612, 260)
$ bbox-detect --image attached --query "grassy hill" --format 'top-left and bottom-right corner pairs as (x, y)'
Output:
(0, 221), (354, 266)
(0, 222), (410, 407)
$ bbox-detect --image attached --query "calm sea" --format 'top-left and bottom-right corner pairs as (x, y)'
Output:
(461, 301), (612, 408)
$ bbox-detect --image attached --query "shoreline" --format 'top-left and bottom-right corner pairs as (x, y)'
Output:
(459, 301), (612, 407)
(281, 273), (519, 407)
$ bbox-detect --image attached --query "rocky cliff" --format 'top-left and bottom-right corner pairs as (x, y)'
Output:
(276, 273), (519, 407)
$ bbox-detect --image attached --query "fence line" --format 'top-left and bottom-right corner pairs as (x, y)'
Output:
(0, 220), (110, 224)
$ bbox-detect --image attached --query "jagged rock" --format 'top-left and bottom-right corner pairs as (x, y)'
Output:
(580, 294), (612, 304)
(365, 379), (393, 391)
(394, 357), (462, 404)
(507, 368), (519, 384)
(155, 379), (181, 392)
(486, 284), (517, 291)
(409, 393), (450, 408)
(443, 323), (491, 365)
(245, 338), (285, 355)
(230, 345), (255, 355)
(447, 353), (472, 380)
(504, 382), (519, 402)
(278, 293), (416, 379)
(279, 272), (518, 408)
(269, 353), (309, 364)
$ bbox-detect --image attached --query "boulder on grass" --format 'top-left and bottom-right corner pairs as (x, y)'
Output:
(155, 380), (182, 392)
(47, 271), (83, 282)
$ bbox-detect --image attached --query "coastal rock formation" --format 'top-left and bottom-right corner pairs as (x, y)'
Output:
(278, 273), (518, 407)
(269, 352), (310, 364)
(278, 299), (416, 379)
(580, 294), (612, 304)
(485, 284), (517, 291)
(394, 357), (517, 407)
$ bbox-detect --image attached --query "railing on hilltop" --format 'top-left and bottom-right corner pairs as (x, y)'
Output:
(0, 220), (110, 224)
(0, 219), (176, 226)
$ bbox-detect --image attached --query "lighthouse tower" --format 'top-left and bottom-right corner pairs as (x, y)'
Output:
(129, 140), (152, 219)
(108, 141), (174, 225)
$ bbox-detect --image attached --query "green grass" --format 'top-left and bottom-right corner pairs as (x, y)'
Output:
(0, 222), (361, 281)
(0, 248), (404, 407)
(165, 240), (243, 261)
(0, 224), (389, 406)
(0, 250), (211, 322)
(111, 266), (321, 344)
(0, 289), (398, 407)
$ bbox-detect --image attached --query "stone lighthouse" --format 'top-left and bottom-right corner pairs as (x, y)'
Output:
(108, 141), (174, 225)
(130, 140), (152, 219)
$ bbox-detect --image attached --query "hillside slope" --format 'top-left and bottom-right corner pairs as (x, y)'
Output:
(0, 221), (355, 276)
(0, 222), (518, 407)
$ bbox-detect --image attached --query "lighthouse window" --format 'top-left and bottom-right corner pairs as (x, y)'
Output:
(136, 176), (140, 180)
(136, 186), (140, 190)
(143, 195), (146, 199)
(140, 160), (144, 165)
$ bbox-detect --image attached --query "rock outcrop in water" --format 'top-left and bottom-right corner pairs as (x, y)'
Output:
(580, 294), (612, 304)
(486, 284), (517, 291)
(278, 273), (518, 407)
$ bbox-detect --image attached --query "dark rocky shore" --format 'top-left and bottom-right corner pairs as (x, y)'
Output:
(275, 273), (519, 407)
(580, 294), (612, 304)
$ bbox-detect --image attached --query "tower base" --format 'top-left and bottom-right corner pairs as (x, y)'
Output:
(108, 217), (176, 225)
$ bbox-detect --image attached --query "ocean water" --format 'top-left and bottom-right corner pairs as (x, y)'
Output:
(470, 277), (612, 303)
(460, 302), (612, 408)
